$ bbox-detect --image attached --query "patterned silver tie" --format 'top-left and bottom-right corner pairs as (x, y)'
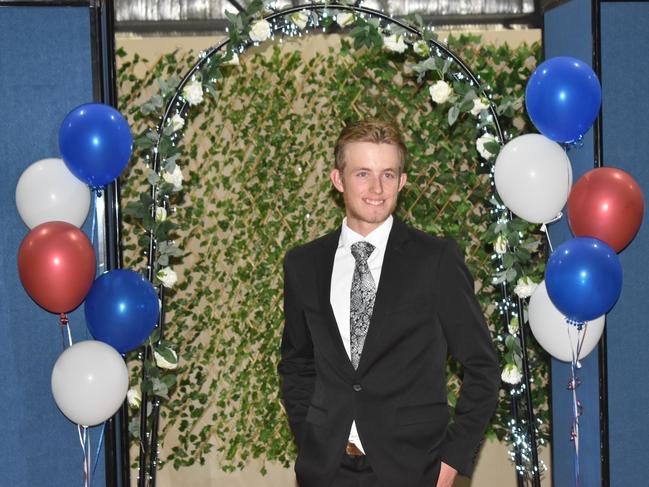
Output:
(350, 241), (376, 369)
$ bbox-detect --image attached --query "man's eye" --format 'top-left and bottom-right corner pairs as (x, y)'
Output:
(357, 171), (367, 177)
(384, 172), (395, 179)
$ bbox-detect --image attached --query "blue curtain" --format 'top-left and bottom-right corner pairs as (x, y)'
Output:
(601, 3), (649, 486)
(544, 1), (601, 486)
(0, 7), (105, 486)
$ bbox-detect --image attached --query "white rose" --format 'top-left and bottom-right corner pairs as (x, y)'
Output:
(157, 267), (178, 288)
(155, 206), (167, 222)
(470, 97), (490, 116)
(162, 165), (184, 191)
(336, 12), (354, 28)
(182, 79), (203, 106)
(168, 113), (184, 132)
(494, 235), (507, 254)
(249, 19), (271, 42)
(476, 133), (498, 159)
(383, 34), (407, 53)
(501, 364), (523, 385)
(413, 40), (430, 57)
(514, 276), (538, 299)
(290, 11), (309, 30)
(154, 349), (178, 370)
(224, 52), (239, 66)
(429, 80), (453, 104)
(127, 388), (141, 409)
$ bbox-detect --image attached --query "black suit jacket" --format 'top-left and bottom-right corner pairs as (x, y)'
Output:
(278, 218), (500, 487)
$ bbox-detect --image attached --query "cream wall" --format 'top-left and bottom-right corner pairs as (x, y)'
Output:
(116, 28), (551, 487)
(116, 28), (541, 64)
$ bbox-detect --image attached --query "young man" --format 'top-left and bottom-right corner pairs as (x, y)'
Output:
(278, 119), (500, 487)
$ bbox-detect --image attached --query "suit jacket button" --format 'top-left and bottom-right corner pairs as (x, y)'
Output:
(353, 384), (363, 392)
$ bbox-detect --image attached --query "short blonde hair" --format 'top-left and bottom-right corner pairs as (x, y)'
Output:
(334, 118), (407, 172)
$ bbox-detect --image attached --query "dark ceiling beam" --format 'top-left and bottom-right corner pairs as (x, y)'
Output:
(540, 0), (573, 11)
(227, 0), (245, 13)
(418, 12), (541, 28)
(116, 18), (229, 33)
(115, 11), (542, 35)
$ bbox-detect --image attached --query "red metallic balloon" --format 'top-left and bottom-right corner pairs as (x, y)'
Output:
(568, 167), (644, 252)
(18, 221), (96, 313)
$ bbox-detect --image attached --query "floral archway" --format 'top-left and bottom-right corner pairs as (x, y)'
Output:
(119, 2), (546, 485)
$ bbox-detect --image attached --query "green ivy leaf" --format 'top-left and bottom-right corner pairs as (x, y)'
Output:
(447, 105), (460, 126)
(149, 327), (161, 343)
(151, 377), (169, 399)
(484, 140), (501, 155)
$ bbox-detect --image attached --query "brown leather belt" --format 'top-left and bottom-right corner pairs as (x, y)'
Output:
(345, 442), (365, 456)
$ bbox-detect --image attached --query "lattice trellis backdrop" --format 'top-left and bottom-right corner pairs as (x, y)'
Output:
(118, 33), (547, 473)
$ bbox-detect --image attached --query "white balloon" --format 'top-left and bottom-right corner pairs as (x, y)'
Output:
(51, 341), (128, 426)
(529, 281), (605, 362)
(494, 134), (572, 224)
(15, 157), (91, 228)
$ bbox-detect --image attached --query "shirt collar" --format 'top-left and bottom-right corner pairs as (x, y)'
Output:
(339, 215), (394, 253)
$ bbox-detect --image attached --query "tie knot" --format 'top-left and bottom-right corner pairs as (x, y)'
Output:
(351, 241), (375, 263)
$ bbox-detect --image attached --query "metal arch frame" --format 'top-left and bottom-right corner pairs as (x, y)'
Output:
(148, 4), (506, 144)
(88, 0), (131, 486)
(137, 4), (540, 486)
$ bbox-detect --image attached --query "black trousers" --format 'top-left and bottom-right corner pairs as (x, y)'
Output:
(330, 454), (380, 487)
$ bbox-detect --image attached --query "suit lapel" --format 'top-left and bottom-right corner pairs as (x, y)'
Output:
(313, 227), (356, 378)
(356, 218), (410, 376)
(313, 218), (411, 378)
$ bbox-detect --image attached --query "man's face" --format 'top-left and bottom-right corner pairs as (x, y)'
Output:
(330, 141), (407, 236)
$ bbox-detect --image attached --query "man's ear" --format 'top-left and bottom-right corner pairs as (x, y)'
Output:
(330, 168), (344, 193)
(397, 172), (407, 192)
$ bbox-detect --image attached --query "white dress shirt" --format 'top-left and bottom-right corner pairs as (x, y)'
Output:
(330, 215), (394, 453)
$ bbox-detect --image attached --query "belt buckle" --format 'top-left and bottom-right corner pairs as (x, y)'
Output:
(346, 442), (364, 456)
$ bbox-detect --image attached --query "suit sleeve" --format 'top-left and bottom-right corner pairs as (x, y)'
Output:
(435, 239), (501, 477)
(277, 250), (316, 450)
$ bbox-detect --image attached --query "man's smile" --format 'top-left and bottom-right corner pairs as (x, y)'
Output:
(363, 198), (385, 206)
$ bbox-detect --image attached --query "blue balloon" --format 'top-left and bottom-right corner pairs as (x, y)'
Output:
(85, 269), (159, 354)
(525, 56), (601, 143)
(545, 237), (622, 323)
(59, 103), (133, 188)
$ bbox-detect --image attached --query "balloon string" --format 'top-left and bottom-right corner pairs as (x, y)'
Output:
(562, 136), (584, 152)
(540, 224), (554, 252)
(570, 368), (580, 487)
(60, 324), (66, 350)
(77, 424), (84, 448)
(540, 212), (562, 253)
(87, 427), (92, 487)
(78, 425), (89, 487)
(567, 323), (588, 369)
(59, 313), (73, 349)
(90, 191), (97, 247)
(91, 423), (106, 485)
(576, 325), (587, 363)
(568, 335), (582, 487)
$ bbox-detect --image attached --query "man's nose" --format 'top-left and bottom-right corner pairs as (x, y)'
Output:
(369, 175), (384, 193)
